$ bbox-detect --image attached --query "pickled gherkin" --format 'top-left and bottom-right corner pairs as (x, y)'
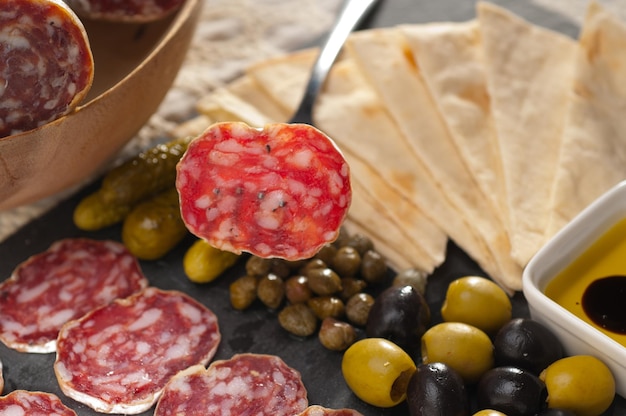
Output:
(183, 239), (240, 283)
(122, 187), (188, 260)
(73, 136), (192, 231)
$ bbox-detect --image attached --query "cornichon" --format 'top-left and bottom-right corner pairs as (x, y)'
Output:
(122, 187), (188, 260)
(73, 136), (192, 231)
(183, 239), (240, 283)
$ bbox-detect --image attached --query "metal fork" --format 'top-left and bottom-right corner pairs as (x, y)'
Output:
(289, 0), (380, 125)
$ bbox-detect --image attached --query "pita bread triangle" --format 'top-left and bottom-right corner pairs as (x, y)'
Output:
(244, 49), (508, 284)
(202, 62), (448, 273)
(478, 1), (577, 266)
(345, 27), (521, 290)
(399, 20), (508, 229)
(547, 1), (626, 237)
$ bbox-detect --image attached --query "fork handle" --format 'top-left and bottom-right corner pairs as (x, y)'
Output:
(290, 0), (380, 124)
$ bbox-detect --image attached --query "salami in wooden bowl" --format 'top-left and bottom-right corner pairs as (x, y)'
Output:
(0, 0), (202, 210)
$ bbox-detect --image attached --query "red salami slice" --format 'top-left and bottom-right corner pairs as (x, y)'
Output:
(176, 122), (352, 261)
(54, 287), (221, 414)
(154, 353), (309, 416)
(64, 0), (186, 22)
(0, 0), (94, 138)
(0, 390), (77, 416)
(0, 238), (148, 353)
(296, 405), (365, 416)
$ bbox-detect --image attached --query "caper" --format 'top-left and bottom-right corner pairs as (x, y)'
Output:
(345, 292), (375, 327)
(314, 243), (337, 265)
(361, 250), (387, 285)
(285, 275), (312, 304)
(307, 296), (345, 320)
(257, 273), (285, 309)
(278, 303), (318, 337)
(340, 277), (368, 302)
(345, 233), (374, 256)
(269, 258), (292, 279)
(333, 226), (351, 248)
(229, 275), (258, 310)
(245, 256), (272, 277)
(299, 258), (327, 275)
(393, 267), (428, 296)
(333, 246), (361, 277)
(306, 267), (342, 296)
(318, 317), (356, 351)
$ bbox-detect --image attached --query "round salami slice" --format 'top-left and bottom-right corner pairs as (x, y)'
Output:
(176, 122), (352, 261)
(0, 0), (94, 138)
(296, 405), (365, 416)
(0, 238), (148, 353)
(54, 287), (221, 414)
(154, 353), (309, 416)
(64, 0), (186, 22)
(0, 390), (77, 416)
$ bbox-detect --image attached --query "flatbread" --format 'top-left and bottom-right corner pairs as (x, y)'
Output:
(400, 20), (507, 225)
(195, 70), (447, 273)
(547, 1), (626, 236)
(478, 1), (577, 266)
(345, 27), (521, 291)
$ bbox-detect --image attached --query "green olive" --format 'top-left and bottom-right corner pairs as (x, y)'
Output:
(441, 276), (512, 334)
(421, 322), (494, 384)
(539, 355), (615, 416)
(342, 338), (416, 408)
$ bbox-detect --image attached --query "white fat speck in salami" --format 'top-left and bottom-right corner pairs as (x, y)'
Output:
(64, 0), (186, 22)
(0, 238), (148, 353)
(0, 390), (77, 415)
(54, 287), (221, 414)
(0, 0), (93, 138)
(154, 353), (308, 416)
(176, 122), (352, 261)
(296, 405), (365, 416)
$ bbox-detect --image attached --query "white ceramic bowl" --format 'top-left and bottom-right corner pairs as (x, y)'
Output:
(523, 180), (626, 397)
(0, 0), (202, 210)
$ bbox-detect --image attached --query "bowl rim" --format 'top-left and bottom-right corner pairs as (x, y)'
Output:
(523, 180), (626, 359)
(0, 0), (200, 143)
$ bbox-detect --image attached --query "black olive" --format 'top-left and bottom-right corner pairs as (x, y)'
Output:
(494, 318), (564, 375)
(406, 362), (469, 416)
(476, 366), (548, 416)
(365, 285), (430, 352)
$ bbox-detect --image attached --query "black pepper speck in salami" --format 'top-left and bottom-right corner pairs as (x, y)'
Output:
(176, 122), (352, 261)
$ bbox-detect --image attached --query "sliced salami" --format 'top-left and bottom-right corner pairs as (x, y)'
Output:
(154, 353), (308, 416)
(296, 405), (365, 416)
(0, 238), (148, 353)
(64, 0), (186, 22)
(176, 122), (352, 261)
(0, 0), (94, 138)
(0, 390), (77, 416)
(54, 287), (221, 414)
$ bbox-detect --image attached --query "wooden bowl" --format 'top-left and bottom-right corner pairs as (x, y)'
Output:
(0, 0), (202, 210)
